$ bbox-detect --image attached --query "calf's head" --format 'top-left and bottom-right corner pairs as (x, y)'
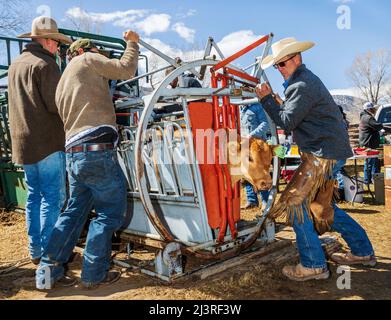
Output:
(228, 137), (276, 191)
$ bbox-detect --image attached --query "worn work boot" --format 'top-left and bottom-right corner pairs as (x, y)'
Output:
(37, 274), (77, 291)
(55, 275), (78, 288)
(31, 257), (41, 266)
(331, 252), (377, 267)
(282, 264), (330, 282)
(81, 270), (122, 290)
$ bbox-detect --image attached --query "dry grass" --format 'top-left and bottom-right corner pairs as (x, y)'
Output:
(0, 176), (390, 300)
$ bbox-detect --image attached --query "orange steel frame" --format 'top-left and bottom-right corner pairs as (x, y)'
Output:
(210, 35), (270, 243)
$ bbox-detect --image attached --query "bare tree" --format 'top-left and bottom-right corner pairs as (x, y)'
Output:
(64, 10), (103, 34)
(0, 0), (31, 35)
(347, 49), (391, 104)
(385, 85), (391, 103)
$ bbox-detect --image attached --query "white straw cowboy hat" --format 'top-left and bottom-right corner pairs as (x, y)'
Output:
(18, 16), (72, 45)
(261, 37), (315, 69)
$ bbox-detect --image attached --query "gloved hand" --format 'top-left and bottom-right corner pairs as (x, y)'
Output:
(267, 141), (288, 159)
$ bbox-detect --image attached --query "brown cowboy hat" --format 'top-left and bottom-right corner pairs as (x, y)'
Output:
(18, 16), (72, 45)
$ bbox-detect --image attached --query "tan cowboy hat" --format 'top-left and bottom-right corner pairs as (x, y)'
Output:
(18, 16), (72, 45)
(261, 37), (315, 69)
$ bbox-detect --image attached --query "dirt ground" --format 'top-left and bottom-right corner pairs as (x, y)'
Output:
(1, 194), (390, 301)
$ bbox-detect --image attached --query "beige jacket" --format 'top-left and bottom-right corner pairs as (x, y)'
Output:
(56, 41), (139, 141)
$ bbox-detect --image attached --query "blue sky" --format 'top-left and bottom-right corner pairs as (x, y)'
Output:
(17, 0), (391, 93)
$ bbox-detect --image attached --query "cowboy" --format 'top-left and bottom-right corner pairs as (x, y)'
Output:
(256, 38), (376, 281)
(240, 103), (271, 210)
(359, 102), (391, 184)
(36, 33), (139, 290)
(8, 17), (72, 267)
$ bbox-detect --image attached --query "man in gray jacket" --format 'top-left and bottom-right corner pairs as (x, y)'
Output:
(256, 38), (376, 281)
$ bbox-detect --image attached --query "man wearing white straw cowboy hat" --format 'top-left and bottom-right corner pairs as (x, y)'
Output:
(256, 38), (376, 281)
(7, 16), (75, 286)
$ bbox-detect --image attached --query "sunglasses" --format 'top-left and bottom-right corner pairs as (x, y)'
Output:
(273, 54), (298, 69)
(52, 39), (60, 48)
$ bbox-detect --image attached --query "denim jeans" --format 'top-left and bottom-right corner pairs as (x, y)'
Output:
(364, 158), (380, 184)
(23, 152), (66, 259)
(293, 161), (374, 269)
(36, 150), (127, 287)
(335, 160), (346, 190)
(244, 182), (269, 206)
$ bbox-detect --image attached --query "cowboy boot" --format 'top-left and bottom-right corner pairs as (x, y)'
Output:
(310, 180), (336, 235)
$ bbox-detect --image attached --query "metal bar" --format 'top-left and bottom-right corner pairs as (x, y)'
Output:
(225, 67), (260, 85)
(188, 226), (260, 251)
(59, 28), (126, 48)
(6, 40), (11, 66)
(212, 34), (271, 72)
(211, 38), (226, 60)
(244, 60), (260, 72)
(119, 229), (164, 241)
(230, 98), (259, 106)
(139, 54), (149, 83)
(255, 34), (274, 80)
(138, 39), (179, 67)
(203, 37), (214, 59)
(116, 65), (172, 88)
(140, 268), (171, 282)
(158, 87), (257, 98)
(168, 121), (197, 196)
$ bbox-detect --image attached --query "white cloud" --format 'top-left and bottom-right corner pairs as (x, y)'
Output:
(134, 14), (171, 36)
(172, 22), (195, 43)
(113, 17), (139, 28)
(65, 7), (148, 24)
(143, 38), (182, 59)
(176, 9), (197, 19)
(139, 37), (204, 87)
(65, 7), (200, 42)
(216, 30), (265, 57)
(65, 7), (172, 36)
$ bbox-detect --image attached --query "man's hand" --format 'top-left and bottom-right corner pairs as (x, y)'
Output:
(256, 83), (273, 100)
(123, 30), (139, 43)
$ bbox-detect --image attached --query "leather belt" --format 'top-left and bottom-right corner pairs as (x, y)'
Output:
(66, 143), (114, 154)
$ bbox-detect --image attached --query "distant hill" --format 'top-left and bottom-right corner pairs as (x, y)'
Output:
(332, 94), (365, 124)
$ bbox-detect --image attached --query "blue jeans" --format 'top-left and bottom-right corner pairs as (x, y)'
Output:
(245, 182), (269, 206)
(364, 158), (380, 184)
(36, 150), (128, 286)
(335, 160), (346, 190)
(293, 161), (374, 269)
(23, 152), (66, 259)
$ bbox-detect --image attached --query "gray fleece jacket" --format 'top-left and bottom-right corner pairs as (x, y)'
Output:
(261, 64), (353, 160)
